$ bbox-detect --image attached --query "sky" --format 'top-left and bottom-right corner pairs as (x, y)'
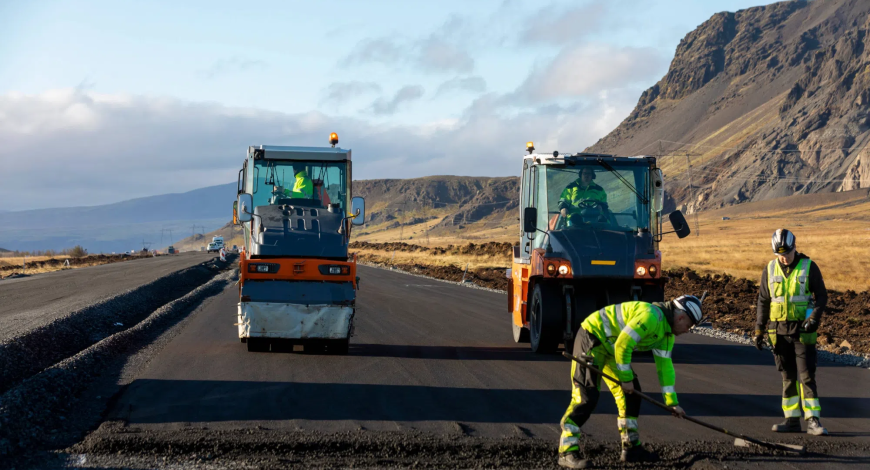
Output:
(0, 0), (777, 210)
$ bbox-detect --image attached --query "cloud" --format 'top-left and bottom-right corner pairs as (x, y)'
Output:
(320, 81), (382, 107)
(513, 43), (665, 101)
(197, 56), (267, 79)
(0, 86), (639, 210)
(367, 85), (425, 115)
(521, 1), (610, 45)
(435, 76), (487, 96)
(343, 16), (474, 73)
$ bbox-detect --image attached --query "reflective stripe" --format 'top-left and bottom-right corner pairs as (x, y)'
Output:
(564, 423), (580, 434)
(784, 409), (802, 418)
(615, 304), (626, 331)
(651, 306), (663, 322)
(790, 295), (810, 302)
(798, 259), (808, 297)
(618, 418), (638, 430)
(599, 308), (612, 337)
(652, 349), (671, 359)
(771, 296), (785, 303)
(772, 276), (784, 282)
(623, 326), (641, 343)
(560, 436), (579, 445)
(661, 386), (675, 394)
(616, 363), (631, 371)
(804, 408), (820, 418)
(803, 398), (820, 409)
(782, 397), (800, 407)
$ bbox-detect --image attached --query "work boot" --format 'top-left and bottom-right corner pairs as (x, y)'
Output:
(620, 445), (656, 463)
(557, 451), (587, 469)
(806, 417), (828, 436)
(771, 417), (801, 433)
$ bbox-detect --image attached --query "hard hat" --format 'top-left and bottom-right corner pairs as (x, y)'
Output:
(673, 295), (703, 325)
(771, 228), (796, 254)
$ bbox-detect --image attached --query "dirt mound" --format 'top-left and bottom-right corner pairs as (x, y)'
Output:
(0, 253), (154, 275)
(665, 267), (870, 355)
(351, 241), (513, 261)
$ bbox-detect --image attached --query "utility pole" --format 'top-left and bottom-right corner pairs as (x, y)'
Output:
(684, 151), (700, 237)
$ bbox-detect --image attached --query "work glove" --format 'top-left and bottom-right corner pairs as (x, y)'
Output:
(753, 331), (765, 351)
(802, 317), (819, 333)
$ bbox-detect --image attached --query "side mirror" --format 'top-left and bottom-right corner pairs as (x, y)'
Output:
(233, 201), (239, 225)
(351, 196), (365, 226)
(652, 169), (664, 212)
(669, 210), (691, 239)
(523, 207), (537, 233)
(237, 193), (253, 223)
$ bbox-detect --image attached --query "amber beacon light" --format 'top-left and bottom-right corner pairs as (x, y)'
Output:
(526, 141), (535, 154)
(329, 132), (339, 147)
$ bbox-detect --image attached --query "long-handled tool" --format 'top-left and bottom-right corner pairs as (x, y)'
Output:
(562, 352), (806, 455)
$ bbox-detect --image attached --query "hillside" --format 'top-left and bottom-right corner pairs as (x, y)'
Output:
(0, 183), (236, 253)
(588, 0), (870, 212)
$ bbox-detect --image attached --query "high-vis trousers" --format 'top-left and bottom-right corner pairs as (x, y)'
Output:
(774, 334), (821, 420)
(560, 328), (642, 454)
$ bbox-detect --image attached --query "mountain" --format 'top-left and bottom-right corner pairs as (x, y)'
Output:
(587, 0), (870, 212)
(0, 183), (237, 253)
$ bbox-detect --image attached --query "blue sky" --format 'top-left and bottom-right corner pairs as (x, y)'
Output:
(1, 0), (775, 209)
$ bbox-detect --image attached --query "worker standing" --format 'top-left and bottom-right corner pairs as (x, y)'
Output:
(558, 296), (703, 468)
(754, 229), (828, 436)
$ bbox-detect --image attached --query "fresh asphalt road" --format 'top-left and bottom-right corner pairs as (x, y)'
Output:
(0, 252), (215, 340)
(101, 265), (870, 450)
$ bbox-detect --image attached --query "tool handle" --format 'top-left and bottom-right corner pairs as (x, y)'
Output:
(561, 352), (797, 453)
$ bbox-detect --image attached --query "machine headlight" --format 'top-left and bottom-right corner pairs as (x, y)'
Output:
(558, 265), (569, 275)
(649, 265), (658, 277)
(636, 266), (647, 276)
(546, 263), (556, 275)
(248, 263), (279, 273)
(319, 264), (350, 275)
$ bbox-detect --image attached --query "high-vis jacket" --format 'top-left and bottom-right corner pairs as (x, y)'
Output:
(581, 301), (678, 406)
(284, 170), (314, 199)
(558, 180), (607, 210)
(767, 258), (814, 322)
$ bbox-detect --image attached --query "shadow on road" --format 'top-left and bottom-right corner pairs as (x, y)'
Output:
(629, 343), (852, 367)
(110, 379), (870, 426)
(349, 343), (564, 361)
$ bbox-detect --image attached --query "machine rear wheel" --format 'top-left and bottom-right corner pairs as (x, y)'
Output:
(529, 283), (562, 353)
(246, 338), (269, 352)
(512, 321), (530, 343)
(328, 338), (350, 355)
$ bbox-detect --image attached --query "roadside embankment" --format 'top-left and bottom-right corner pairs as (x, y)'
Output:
(0, 255), (232, 396)
(0, 263), (237, 459)
(0, 252), (155, 279)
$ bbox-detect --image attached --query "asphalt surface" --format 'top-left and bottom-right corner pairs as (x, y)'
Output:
(72, 265), (870, 467)
(0, 252), (214, 340)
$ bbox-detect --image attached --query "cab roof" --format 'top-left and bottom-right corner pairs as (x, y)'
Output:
(524, 152), (653, 166)
(249, 145), (351, 162)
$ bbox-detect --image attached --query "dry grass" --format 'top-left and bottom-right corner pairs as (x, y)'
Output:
(354, 194), (870, 292)
(352, 247), (509, 271)
(0, 254), (150, 279)
(662, 200), (870, 292)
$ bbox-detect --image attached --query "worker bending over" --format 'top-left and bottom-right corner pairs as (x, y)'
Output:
(754, 229), (828, 436)
(558, 296), (703, 468)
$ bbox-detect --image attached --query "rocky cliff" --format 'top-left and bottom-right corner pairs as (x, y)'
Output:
(588, 0), (870, 212)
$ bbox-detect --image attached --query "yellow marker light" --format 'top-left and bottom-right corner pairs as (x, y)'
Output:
(591, 260), (616, 266)
(546, 263), (556, 275)
(649, 265), (658, 277)
(329, 132), (339, 147)
(526, 141), (535, 154)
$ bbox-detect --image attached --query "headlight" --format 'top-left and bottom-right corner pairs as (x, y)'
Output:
(649, 265), (658, 277)
(558, 265), (569, 275)
(318, 265), (350, 275)
(248, 263), (279, 273)
(547, 263), (556, 275)
(636, 266), (647, 276)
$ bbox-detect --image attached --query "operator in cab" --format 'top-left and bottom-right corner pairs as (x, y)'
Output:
(273, 163), (314, 200)
(558, 167), (608, 224)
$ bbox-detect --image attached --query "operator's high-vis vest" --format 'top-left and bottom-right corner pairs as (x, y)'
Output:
(285, 171), (313, 199)
(580, 301), (678, 406)
(559, 180), (607, 208)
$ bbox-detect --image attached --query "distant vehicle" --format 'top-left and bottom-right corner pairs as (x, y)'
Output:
(722, 217), (731, 220)
(207, 236), (224, 253)
(167, 246), (176, 254)
(231, 245), (238, 253)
